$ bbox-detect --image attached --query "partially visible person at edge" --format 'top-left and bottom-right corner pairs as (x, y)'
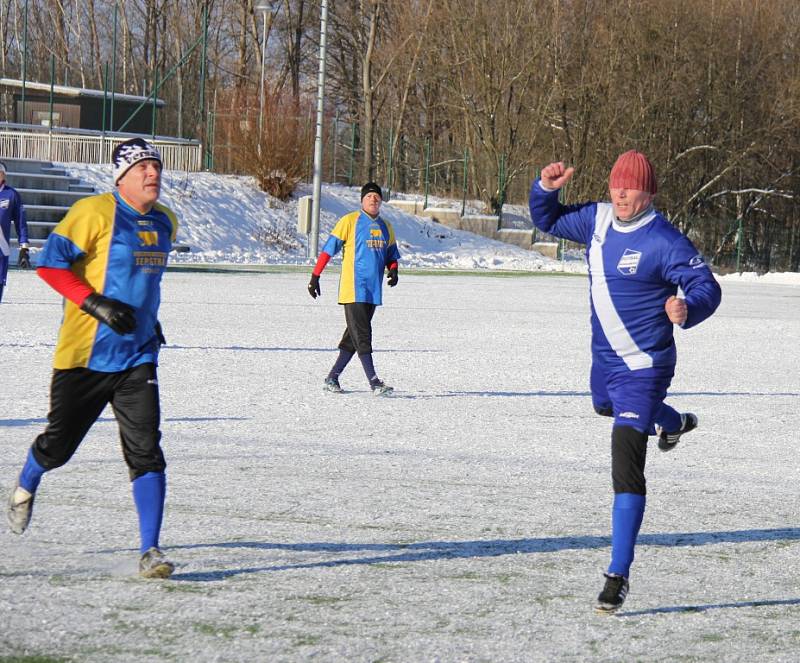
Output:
(6, 138), (179, 579)
(0, 160), (32, 302)
(529, 150), (721, 613)
(307, 182), (400, 396)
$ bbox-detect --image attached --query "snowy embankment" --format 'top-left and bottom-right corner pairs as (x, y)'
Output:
(60, 163), (586, 272)
(55, 163), (800, 284)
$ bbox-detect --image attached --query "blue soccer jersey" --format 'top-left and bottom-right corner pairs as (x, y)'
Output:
(37, 191), (178, 371)
(530, 181), (721, 378)
(322, 210), (400, 305)
(0, 183), (29, 288)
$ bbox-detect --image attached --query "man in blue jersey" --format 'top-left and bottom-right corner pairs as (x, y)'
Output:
(0, 160), (32, 302)
(308, 182), (400, 395)
(529, 150), (721, 612)
(6, 138), (178, 579)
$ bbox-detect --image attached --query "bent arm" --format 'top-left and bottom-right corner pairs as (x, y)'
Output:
(37, 266), (93, 306)
(528, 180), (594, 245)
(664, 238), (722, 329)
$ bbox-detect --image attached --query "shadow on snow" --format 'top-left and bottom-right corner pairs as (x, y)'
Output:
(164, 527), (800, 583)
(618, 597), (800, 617)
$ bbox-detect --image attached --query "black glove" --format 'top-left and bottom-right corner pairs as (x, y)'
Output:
(18, 247), (31, 269)
(80, 293), (137, 335)
(387, 267), (398, 287)
(308, 274), (321, 299)
(155, 321), (167, 346)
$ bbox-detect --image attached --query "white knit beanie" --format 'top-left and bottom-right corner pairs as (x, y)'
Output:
(112, 138), (162, 184)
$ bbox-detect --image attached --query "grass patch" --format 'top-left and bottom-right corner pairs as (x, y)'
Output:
(294, 595), (347, 607)
(193, 623), (238, 638)
(160, 583), (208, 594)
(700, 633), (726, 643)
(0, 657), (71, 663)
(369, 562), (410, 570)
(293, 634), (322, 647)
(495, 572), (524, 585)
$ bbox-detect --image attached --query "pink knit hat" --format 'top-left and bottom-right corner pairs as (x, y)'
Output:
(608, 150), (657, 194)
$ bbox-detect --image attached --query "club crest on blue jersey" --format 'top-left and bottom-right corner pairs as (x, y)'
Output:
(0, 199), (9, 209)
(689, 253), (707, 269)
(138, 231), (159, 247)
(617, 249), (642, 275)
(366, 225), (387, 249)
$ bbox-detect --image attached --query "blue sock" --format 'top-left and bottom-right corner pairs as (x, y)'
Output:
(19, 448), (47, 493)
(655, 403), (682, 434)
(608, 492), (646, 577)
(132, 472), (166, 554)
(328, 349), (354, 378)
(359, 353), (378, 383)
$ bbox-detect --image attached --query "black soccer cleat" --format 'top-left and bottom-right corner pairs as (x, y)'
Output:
(657, 412), (698, 452)
(595, 573), (629, 614)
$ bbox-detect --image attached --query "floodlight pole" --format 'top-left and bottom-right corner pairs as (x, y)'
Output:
(310, 0), (329, 258)
(257, 5), (269, 146)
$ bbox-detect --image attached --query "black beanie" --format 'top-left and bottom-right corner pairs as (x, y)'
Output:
(360, 182), (383, 200)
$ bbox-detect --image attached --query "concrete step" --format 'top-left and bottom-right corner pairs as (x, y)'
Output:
(0, 157), (56, 174)
(23, 204), (67, 239)
(16, 188), (93, 207)
(5, 172), (84, 191)
(41, 167), (69, 177)
(24, 204), (69, 223)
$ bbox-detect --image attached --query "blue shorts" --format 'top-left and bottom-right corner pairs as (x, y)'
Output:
(591, 363), (672, 433)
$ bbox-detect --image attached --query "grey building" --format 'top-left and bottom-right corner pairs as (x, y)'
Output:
(0, 78), (164, 134)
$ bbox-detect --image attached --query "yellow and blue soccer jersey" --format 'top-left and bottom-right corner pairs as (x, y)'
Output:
(322, 211), (400, 305)
(38, 191), (178, 371)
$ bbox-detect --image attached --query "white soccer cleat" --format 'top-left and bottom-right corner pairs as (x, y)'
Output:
(323, 377), (344, 393)
(7, 485), (35, 535)
(139, 547), (175, 579)
(370, 380), (393, 396)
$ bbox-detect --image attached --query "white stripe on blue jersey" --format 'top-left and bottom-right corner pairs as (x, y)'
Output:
(589, 204), (653, 371)
(529, 181), (721, 377)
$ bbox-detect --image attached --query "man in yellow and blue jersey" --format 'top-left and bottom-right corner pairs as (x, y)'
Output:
(6, 138), (178, 579)
(308, 182), (400, 395)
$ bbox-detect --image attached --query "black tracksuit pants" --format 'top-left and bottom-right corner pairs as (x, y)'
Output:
(337, 302), (377, 355)
(30, 363), (165, 481)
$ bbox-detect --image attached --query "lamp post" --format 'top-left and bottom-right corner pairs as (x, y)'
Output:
(310, 0), (329, 258)
(254, 1), (275, 143)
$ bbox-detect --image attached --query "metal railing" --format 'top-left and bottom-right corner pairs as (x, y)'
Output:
(0, 124), (203, 172)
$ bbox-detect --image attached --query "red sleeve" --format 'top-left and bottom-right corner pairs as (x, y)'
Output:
(387, 261), (398, 271)
(312, 252), (331, 276)
(37, 267), (94, 307)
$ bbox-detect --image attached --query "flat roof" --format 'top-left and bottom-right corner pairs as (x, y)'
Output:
(0, 78), (165, 106)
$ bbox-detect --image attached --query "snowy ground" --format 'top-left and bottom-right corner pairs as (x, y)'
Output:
(1, 269), (799, 662)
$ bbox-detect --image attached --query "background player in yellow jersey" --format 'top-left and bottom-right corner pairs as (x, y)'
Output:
(308, 182), (400, 395)
(6, 138), (178, 579)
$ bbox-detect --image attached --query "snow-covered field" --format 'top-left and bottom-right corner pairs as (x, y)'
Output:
(1, 268), (799, 661)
